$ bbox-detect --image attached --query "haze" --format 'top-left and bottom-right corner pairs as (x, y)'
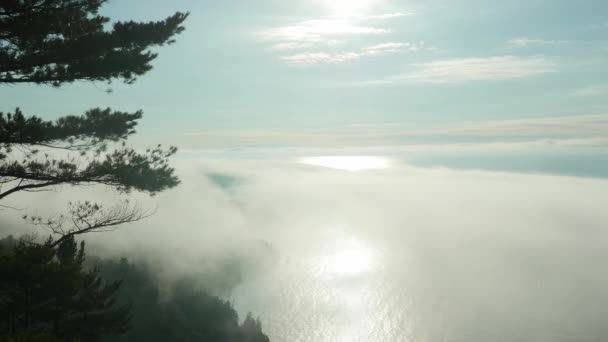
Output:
(1, 0), (607, 341)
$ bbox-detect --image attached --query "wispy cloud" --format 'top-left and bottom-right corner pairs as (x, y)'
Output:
(272, 42), (315, 51)
(414, 113), (608, 138)
(362, 41), (430, 55)
(592, 22), (608, 29)
(282, 52), (361, 65)
(258, 12), (413, 64)
(357, 56), (556, 84)
(507, 37), (569, 48)
(282, 41), (430, 65)
(365, 12), (414, 20)
(410, 56), (556, 82)
(257, 19), (388, 43)
(571, 84), (608, 97)
(180, 113), (608, 149)
(272, 39), (343, 51)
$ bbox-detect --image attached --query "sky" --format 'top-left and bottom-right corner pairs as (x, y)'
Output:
(0, 0), (607, 171)
(1, 2), (608, 340)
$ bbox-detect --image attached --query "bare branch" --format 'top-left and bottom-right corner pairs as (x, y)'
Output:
(25, 200), (153, 247)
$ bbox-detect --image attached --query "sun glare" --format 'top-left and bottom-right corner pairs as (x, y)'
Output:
(318, 237), (376, 276)
(329, 247), (374, 275)
(300, 156), (390, 171)
(318, 0), (379, 15)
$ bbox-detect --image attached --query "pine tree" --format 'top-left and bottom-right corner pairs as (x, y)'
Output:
(0, 0), (188, 86)
(0, 236), (131, 341)
(0, 0), (189, 243)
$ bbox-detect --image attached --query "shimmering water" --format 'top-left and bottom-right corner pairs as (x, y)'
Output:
(227, 163), (608, 342)
(155, 154), (608, 341)
(233, 225), (608, 341)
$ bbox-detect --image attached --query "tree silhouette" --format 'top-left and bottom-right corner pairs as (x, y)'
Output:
(0, 107), (179, 201)
(0, 0), (188, 241)
(98, 258), (270, 342)
(0, 236), (131, 341)
(0, 0), (188, 86)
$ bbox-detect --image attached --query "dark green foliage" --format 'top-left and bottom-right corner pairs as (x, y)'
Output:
(0, 108), (141, 147)
(98, 259), (270, 342)
(0, 2), (185, 248)
(0, 142), (179, 201)
(0, 0), (187, 202)
(241, 314), (270, 342)
(0, 236), (131, 341)
(0, 0), (189, 86)
(0, 234), (271, 342)
(0, 107), (179, 201)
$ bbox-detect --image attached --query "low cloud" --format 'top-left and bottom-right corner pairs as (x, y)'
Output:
(2, 151), (608, 340)
(223, 160), (608, 340)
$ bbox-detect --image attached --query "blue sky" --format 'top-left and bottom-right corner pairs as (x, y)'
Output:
(1, 0), (607, 174)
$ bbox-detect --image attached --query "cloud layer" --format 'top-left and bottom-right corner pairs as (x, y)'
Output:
(180, 113), (608, 148)
(223, 159), (608, 341)
(2, 153), (608, 341)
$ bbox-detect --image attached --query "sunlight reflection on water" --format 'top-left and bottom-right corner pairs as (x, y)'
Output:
(227, 167), (608, 342)
(231, 227), (422, 342)
(317, 237), (375, 276)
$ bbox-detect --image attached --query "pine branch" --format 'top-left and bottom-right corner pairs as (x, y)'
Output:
(0, 179), (62, 200)
(25, 201), (153, 248)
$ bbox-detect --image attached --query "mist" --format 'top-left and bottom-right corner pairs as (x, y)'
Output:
(3, 152), (607, 341)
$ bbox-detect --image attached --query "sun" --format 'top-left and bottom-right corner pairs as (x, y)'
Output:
(317, 0), (379, 15)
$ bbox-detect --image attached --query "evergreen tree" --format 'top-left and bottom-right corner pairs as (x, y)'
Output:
(0, 0), (189, 243)
(0, 236), (131, 341)
(241, 313), (270, 342)
(0, 0), (188, 86)
(98, 259), (270, 342)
